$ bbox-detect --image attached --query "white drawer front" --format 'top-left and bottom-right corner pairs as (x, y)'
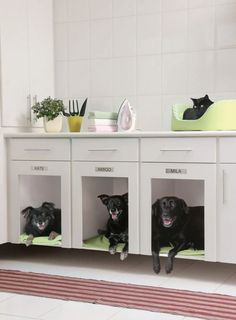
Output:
(72, 138), (138, 162)
(219, 138), (236, 163)
(141, 138), (216, 163)
(8, 139), (70, 161)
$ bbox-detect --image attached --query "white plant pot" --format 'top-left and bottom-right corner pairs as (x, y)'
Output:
(43, 115), (63, 133)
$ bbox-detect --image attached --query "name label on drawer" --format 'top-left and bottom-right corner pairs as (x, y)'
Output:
(31, 166), (48, 172)
(95, 167), (114, 172)
(165, 168), (187, 174)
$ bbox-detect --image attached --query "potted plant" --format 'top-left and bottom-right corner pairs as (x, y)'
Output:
(32, 97), (65, 132)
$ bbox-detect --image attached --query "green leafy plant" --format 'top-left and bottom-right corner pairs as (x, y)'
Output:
(32, 97), (65, 121)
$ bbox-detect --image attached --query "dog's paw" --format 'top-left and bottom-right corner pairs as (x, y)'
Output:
(25, 235), (33, 247)
(153, 264), (161, 274)
(165, 260), (173, 274)
(48, 231), (59, 240)
(109, 246), (116, 255)
(25, 240), (32, 247)
(120, 251), (128, 261)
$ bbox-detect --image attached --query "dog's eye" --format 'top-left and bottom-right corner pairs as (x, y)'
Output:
(115, 200), (121, 206)
(169, 201), (175, 208)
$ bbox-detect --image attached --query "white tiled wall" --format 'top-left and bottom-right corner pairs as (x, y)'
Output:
(54, 0), (236, 131)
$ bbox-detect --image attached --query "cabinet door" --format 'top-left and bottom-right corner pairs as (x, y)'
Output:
(0, 0), (30, 127)
(0, 0), (54, 128)
(218, 165), (236, 263)
(72, 162), (139, 254)
(0, 133), (7, 243)
(28, 0), (54, 127)
(140, 162), (217, 262)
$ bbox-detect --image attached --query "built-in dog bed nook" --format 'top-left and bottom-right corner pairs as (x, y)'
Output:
(83, 235), (204, 257)
(171, 100), (236, 131)
(83, 235), (125, 252)
(19, 233), (62, 247)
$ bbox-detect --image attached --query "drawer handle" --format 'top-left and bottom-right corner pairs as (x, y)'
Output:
(24, 148), (51, 152)
(160, 148), (192, 152)
(88, 149), (118, 152)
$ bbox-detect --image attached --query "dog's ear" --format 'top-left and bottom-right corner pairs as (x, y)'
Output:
(42, 202), (55, 211)
(21, 206), (34, 220)
(179, 198), (189, 214)
(122, 193), (128, 205)
(98, 194), (110, 205)
(152, 199), (161, 217)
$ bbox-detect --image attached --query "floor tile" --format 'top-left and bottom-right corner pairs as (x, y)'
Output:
(109, 308), (184, 319)
(0, 294), (64, 318)
(0, 244), (236, 320)
(214, 271), (236, 296)
(0, 292), (15, 302)
(110, 257), (194, 287)
(161, 260), (236, 292)
(41, 300), (120, 320)
(183, 318), (204, 320)
(0, 315), (37, 320)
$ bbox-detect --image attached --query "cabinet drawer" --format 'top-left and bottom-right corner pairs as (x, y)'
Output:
(72, 138), (138, 162)
(219, 138), (236, 163)
(141, 138), (216, 163)
(8, 139), (70, 161)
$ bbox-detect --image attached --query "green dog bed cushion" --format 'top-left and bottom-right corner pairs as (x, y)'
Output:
(83, 235), (125, 252)
(83, 235), (204, 256)
(20, 233), (62, 247)
(172, 99), (236, 131)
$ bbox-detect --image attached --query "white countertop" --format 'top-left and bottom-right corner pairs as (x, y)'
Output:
(3, 130), (236, 138)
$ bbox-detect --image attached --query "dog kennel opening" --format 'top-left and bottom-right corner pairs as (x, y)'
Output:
(81, 176), (128, 251)
(18, 175), (62, 247)
(151, 178), (205, 260)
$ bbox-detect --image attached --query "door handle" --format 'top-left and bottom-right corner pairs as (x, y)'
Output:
(160, 148), (192, 152)
(27, 94), (32, 125)
(33, 95), (37, 105)
(24, 148), (51, 152)
(222, 169), (226, 204)
(88, 149), (118, 152)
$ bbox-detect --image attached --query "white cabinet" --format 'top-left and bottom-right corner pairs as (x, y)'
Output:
(5, 134), (236, 267)
(72, 138), (139, 254)
(140, 138), (217, 262)
(0, 0), (54, 127)
(217, 138), (236, 263)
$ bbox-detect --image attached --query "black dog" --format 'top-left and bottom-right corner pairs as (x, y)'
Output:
(152, 196), (204, 274)
(183, 94), (214, 120)
(98, 193), (128, 261)
(21, 202), (61, 246)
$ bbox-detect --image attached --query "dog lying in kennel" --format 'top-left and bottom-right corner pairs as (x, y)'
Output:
(98, 193), (128, 261)
(152, 196), (204, 274)
(21, 202), (61, 246)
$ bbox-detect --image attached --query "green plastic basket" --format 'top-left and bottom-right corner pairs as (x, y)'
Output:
(171, 100), (236, 131)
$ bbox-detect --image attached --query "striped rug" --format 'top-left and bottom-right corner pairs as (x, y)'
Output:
(0, 269), (235, 320)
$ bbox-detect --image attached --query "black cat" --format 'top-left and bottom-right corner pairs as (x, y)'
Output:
(183, 94), (214, 120)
